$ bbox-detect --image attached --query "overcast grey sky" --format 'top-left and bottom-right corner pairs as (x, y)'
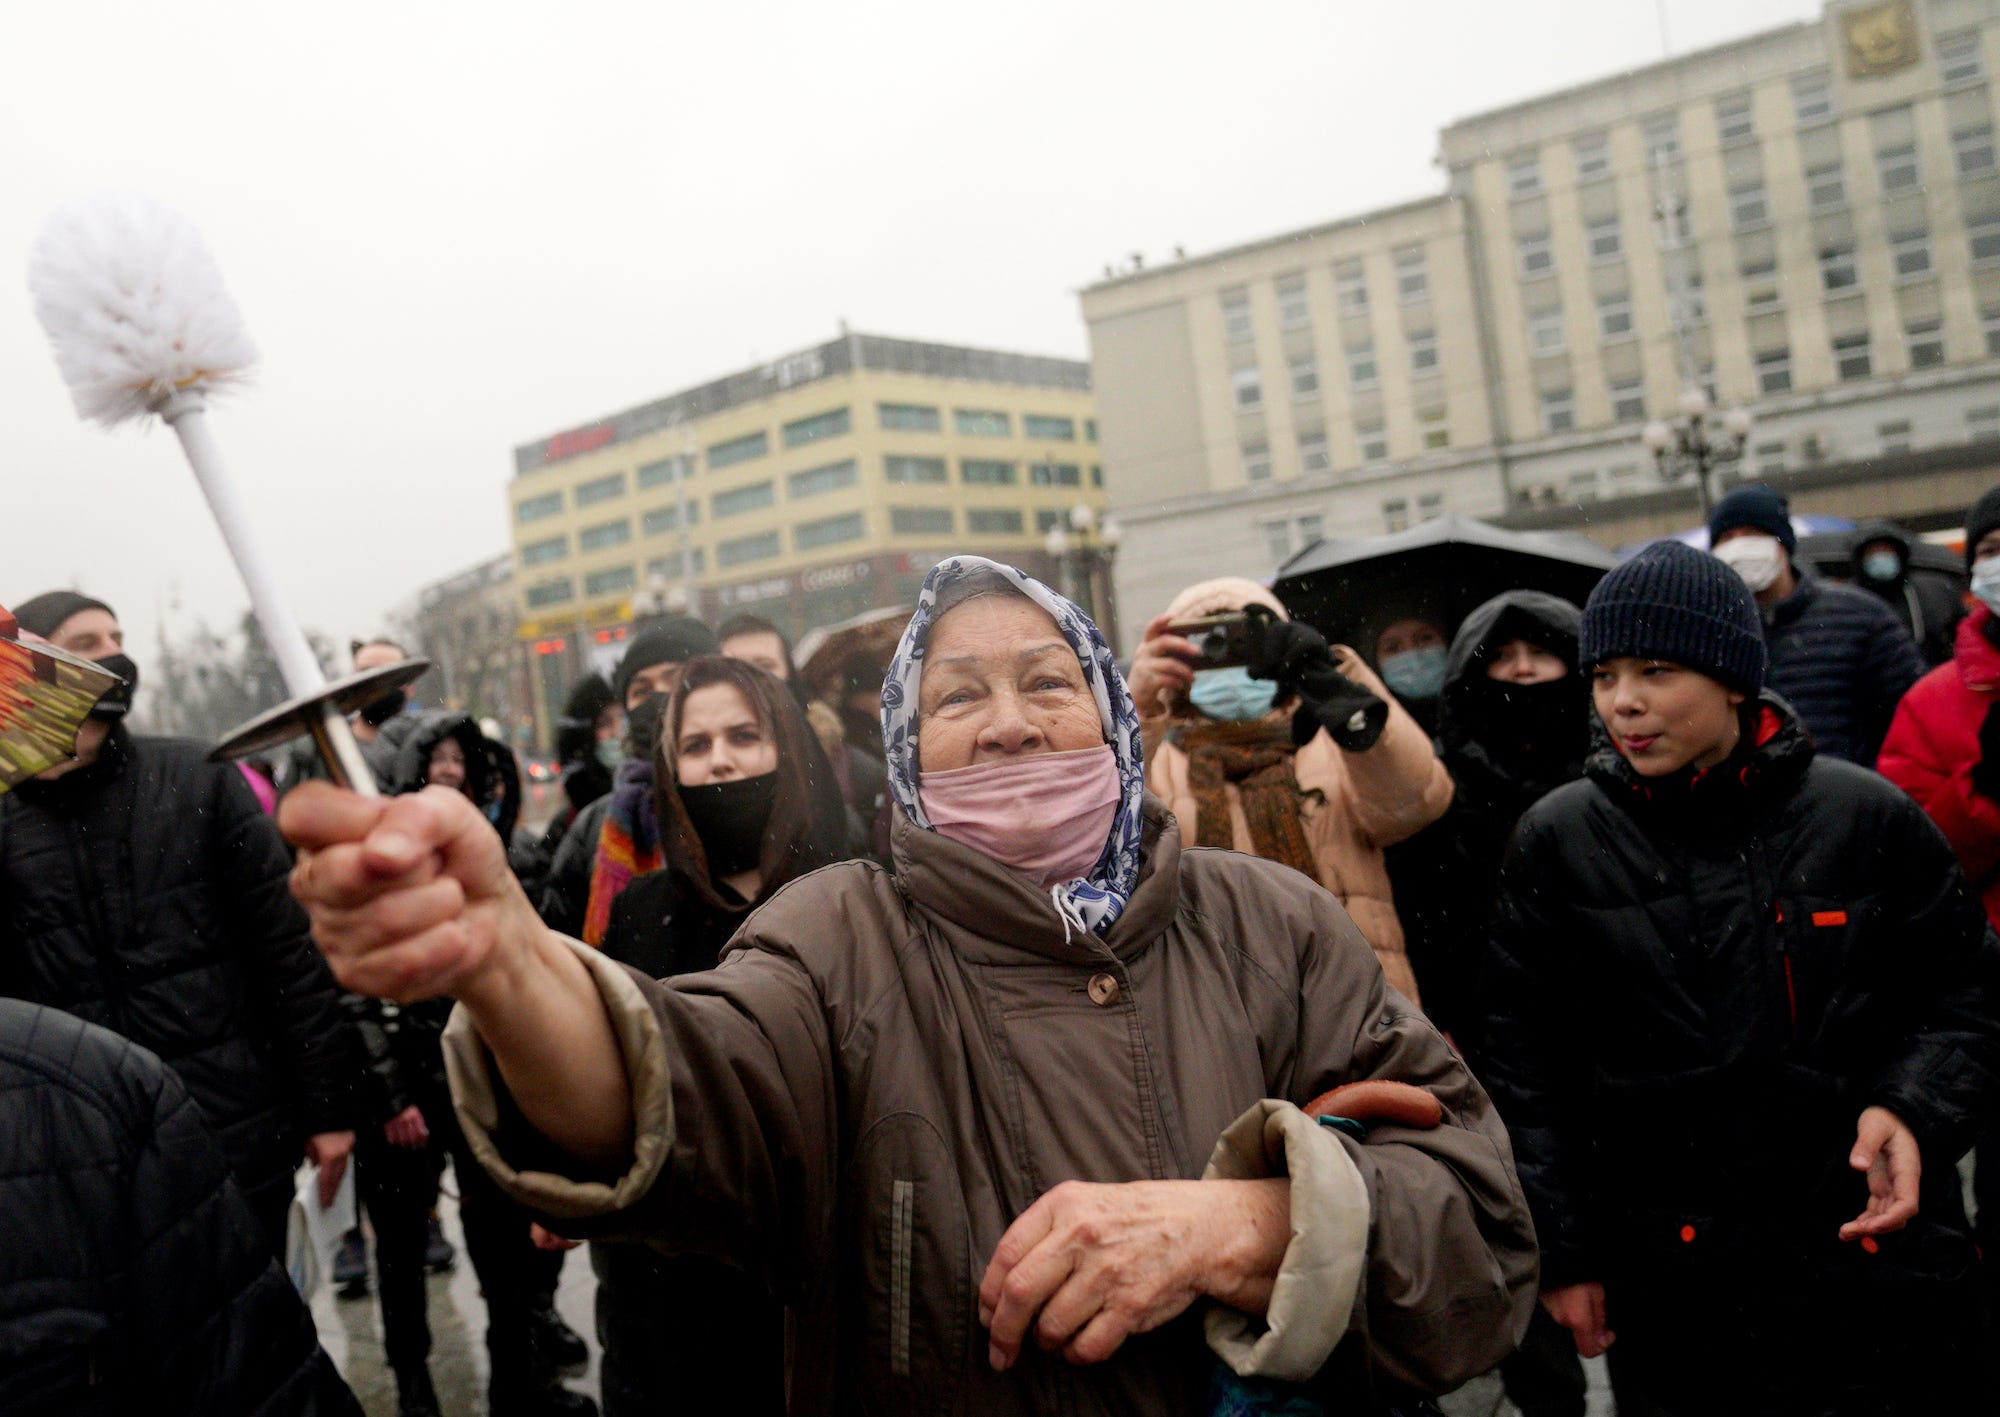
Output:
(2, 0), (1821, 671)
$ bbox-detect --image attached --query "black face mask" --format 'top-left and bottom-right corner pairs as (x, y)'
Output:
(90, 653), (139, 719)
(1471, 676), (1588, 767)
(624, 692), (669, 762)
(678, 771), (778, 878)
(358, 690), (406, 728)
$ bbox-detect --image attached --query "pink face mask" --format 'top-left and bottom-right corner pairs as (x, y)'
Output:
(919, 745), (1120, 888)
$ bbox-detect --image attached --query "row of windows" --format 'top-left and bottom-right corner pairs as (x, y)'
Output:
(1220, 246), (1430, 346)
(1241, 409), (1449, 481)
(1232, 330), (1442, 410)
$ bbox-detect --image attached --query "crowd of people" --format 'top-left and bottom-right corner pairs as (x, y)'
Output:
(4, 482), (2000, 1416)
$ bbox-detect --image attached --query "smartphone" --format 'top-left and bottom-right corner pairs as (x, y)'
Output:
(1163, 611), (1257, 670)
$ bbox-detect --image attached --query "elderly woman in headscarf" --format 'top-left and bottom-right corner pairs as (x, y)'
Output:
(280, 556), (1535, 1415)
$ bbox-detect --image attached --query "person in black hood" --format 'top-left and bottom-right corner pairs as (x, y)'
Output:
(1481, 541), (2000, 1414)
(1848, 519), (1964, 668)
(586, 654), (851, 1417)
(550, 673), (619, 821)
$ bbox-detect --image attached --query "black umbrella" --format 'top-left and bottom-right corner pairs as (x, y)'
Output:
(1272, 514), (1618, 660)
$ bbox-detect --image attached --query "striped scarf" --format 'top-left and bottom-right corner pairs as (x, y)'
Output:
(582, 759), (661, 946)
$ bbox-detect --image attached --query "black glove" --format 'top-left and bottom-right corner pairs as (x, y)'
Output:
(1976, 703), (2000, 802)
(1242, 606), (1389, 753)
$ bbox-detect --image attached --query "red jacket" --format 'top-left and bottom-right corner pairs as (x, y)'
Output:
(1878, 604), (2000, 927)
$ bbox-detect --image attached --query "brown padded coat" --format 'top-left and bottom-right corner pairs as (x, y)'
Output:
(446, 799), (1535, 1415)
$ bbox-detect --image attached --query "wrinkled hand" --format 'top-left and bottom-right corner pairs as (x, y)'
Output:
(1543, 1280), (1614, 1358)
(280, 782), (532, 1005)
(1127, 613), (1199, 718)
(305, 1130), (355, 1209)
(977, 1178), (1287, 1371)
(1840, 1106), (1921, 1241)
(531, 1222), (582, 1252)
(383, 1105), (430, 1150)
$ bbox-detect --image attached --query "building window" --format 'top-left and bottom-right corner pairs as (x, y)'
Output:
(890, 506), (953, 535)
(1820, 241), (1859, 291)
(585, 565), (635, 598)
(1276, 273), (1311, 329)
(1347, 343), (1378, 389)
(1357, 421), (1389, 461)
(794, 512), (866, 551)
(1408, 330), (1439, 373)
(1969, 405), (2000, 441)
(718, 532), (782, 568)
(953, 408), (1011, 437)
(645, 549), (705, 580)
(1394, 246), (1429, 303)
(525, 577), (573, 609)
(1022, 414), (1076, 440)
(1299, 431), (1331, 473)
(1729, 179), (1768, 230)
(1242, 442), (1272, 482)
(1587, 216), (1622, 262)
(1034, 508), (1063, 533)
(1085, 419), (1098, 442)
(960, 458), (1016, 485)
(1567, 469), (1602, 502)
(641, 503), (696, 535)
(1090, 464), (1102, 487)
(1383, 498), (1412, 533)
(638, 455), (693, 489)
(1029, 461), (1082, 486)
(787, 459), (858, 499)
(878, 402), (942, 432)
(1232, 366), (1263, 409)
(1598, 294), (1634, 340)
(578, 519), (631, 552)
(1877, 141), (1920, 193)
(1507, 149), (1543, 196)
(1678, 264), (1708, 322)
(1986, 307), (2000, 356)
(1972, 215), (2000, 264)
(1418, 408), (1450, 449)
(1289, 353), (1320, 399)
(575, 472), (626, 507)
(1715, 92), (1755, 146)
(1610, 377), (1646, 422)
(1643, 113), (1682, 164)
(1956, 124), (1998, 175)
(1754, 440), (1787, 475)
(1221, 287), (1253, 342)
(1262, 519), (1294, 565)
(1833, 332), (1872, 381)
(708, 432), (768, 470)
(1527, 308), (1565, 355)
(1756, 347), (1792, 394)
(1573, 131), (1611, 179)
(1541, 389), (1576, 434)
(1892, 228), (1933, 278)
(1518, 232), (1554, 277)
(1793, 70), (1833, 125)
(519, 535), (566, 566)
(1908, 319), (1946, 368)
(967, 508), (1025, 535)
(711, 481), (775, 518)
(885, 455), (948, 484)
(1741, 255), (1782, 308)
(1939, 29), (1985, 85)
(1806, 162), (1846, 211)
(782, 407), (850, 448)
(1879, 420), (1914, 454)
(516, 491), (563, 523)
(1297, 513), (1325, 547)
(1334, 259), (1368, 314)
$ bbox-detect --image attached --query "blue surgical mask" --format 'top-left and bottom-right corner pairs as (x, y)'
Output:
(1859, 549), (1903, 583)
(595, 738), (623, 771)
(1188, 666), (1279, 722)
(1973, 555), (2000, 616)
(1381, 645), (1448, 701)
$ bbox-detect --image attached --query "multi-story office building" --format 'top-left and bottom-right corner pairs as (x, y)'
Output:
(507, 332), (1099, 741)
(1084, 0), (2000, 651)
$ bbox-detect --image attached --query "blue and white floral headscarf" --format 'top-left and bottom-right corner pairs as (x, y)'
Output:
(880, 555), (1145, 937)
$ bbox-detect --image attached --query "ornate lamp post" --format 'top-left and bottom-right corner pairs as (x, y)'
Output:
(1044, 503), (1123, 645)
(1641, 388), (1754, 520)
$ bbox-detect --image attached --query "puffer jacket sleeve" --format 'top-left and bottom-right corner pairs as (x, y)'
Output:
(538, 796), (610, 938)
(1877, 679), (2000, 891)
(1323, 648), (1454, 849)
(206, 759), (355, 1138)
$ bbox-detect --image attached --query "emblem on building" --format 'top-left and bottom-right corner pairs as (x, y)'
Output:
(1841, 0), (1920, 79)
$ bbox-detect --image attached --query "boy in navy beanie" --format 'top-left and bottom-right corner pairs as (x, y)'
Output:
(1481, 536), (2000, 1412)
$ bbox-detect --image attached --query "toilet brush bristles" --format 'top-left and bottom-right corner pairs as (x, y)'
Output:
(27, 194), (257, 429)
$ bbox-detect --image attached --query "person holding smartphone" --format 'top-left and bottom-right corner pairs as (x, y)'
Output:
(1127, 578), (1452, 1002)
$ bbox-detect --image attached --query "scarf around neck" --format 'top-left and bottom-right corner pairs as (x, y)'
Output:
(1175, 716), (1319, 879)
(583, 757), (662, 946)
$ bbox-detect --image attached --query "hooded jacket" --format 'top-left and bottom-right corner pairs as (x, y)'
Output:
(1848, 520), (1964, 668)
(0, 727), (354, 1227)
(1759, 569), (1926, 765)
(1387, 592), (1587, 1043)
(445, 799), (1537, 1414)
(1482, 694), (1999, 1347)
(1878, 605), (2000, 928)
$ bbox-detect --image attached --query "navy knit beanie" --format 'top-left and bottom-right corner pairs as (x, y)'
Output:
(1580, 540), (1767, 693)
(1965, 486), (2000, 568)
(1707, 484), (1796, 555)
(11, 590), (115, 640)
(614, 616), (718, 699)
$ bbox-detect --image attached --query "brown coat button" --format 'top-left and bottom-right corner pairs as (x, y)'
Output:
(1087, 973), (1120, 1006)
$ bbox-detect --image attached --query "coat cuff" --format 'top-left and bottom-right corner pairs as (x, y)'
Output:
(1201, 1099), (1371, 1383)
(443, 935), (676, 1224)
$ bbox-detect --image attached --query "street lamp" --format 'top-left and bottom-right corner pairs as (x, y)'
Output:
(1044, 502), (1121, 644)
(1641, 389), (1754, 519)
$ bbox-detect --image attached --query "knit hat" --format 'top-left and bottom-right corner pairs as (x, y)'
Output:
(11, 590), (114, 640)
(1580, 540), (1767, 693)
(614, 616), (718, 699)
(1707, 484), (1796, 555)
(1965, 486), (2000, 568)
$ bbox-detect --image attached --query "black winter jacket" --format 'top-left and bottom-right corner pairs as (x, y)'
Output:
(0, 1000), (360, 1417)
(539, 790), (614, 938)
(1761, 570), (1925, 764)
(0, 729), (354, 1222)
(1848, 519), (1965, 668)
(1483, 696), (2000, 1299)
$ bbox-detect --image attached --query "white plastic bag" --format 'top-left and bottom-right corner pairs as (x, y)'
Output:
(284, 1159), (357, 1298)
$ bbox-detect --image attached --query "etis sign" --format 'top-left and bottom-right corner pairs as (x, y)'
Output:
(542, 424), (615, 463)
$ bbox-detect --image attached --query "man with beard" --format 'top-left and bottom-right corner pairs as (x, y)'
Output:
(0, 590), (356, 1256)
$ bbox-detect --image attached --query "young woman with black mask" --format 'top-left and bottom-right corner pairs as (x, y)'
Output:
(588, 655), (851, 1417)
